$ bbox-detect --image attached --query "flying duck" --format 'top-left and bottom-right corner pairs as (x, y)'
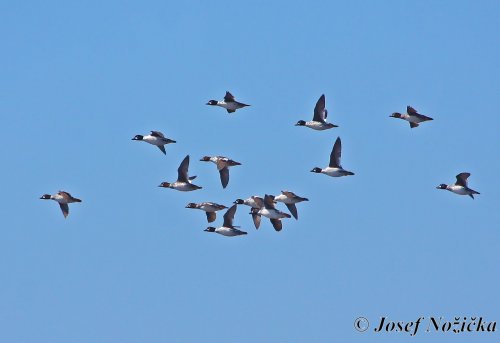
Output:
(40, 191), (82, 218)
(390, 106), (433, 128)
(250, 194), (291, 231)
(295, 94), (338, 130)
(200, 156), (241, 189)
(204, 204), (247, 237)
(234, 196), (265, 229)
(159, 155), (202, 191)
(437, 172), (480, 199)
(206, 91), (250, 113)
(132, 130), (176, 155)
(273, 191), (309, 220)
(186, 202), (228, 223)
(234, 196), (264, 209)
(311, 137), (354, 177)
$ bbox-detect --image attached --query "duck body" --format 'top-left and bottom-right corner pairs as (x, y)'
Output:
(206, 91), (250, 113)
(296, 120), (337, 131)
(311, 137), (354, 178)
(200, 155), (241, 188)
(257, 207), (291, 220)
(205, 226), (247, 237)
(234, 196), (263, 209)
(437, 173), (480, 199)
(160, 181), (201, 192)
(204, 205), (247, 237)
(311, 166), (354, 177)
(250, 195), (291, 231)
(273, 191), (308, 219)
(40, 191), (82, 218)
(132, 131), (176, 155)
(159, 155), (202, 192)
(390, 106), (433, 128)
(295, 94), (338, 131)
(186, 202), (228, 222)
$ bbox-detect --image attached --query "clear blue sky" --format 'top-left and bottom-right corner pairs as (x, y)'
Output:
(2, 1), (499, 342)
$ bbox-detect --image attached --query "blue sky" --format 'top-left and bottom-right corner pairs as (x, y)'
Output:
(2, 0), (500, 342)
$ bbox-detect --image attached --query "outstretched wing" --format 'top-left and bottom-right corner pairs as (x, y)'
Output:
(57, 191), (72, 199)
(270, 219), (282, 231)
(157, 145), (166, 155)
(281, 190), (297, 198)
(59, 203), (69, 218)
(263, 194), (276, 210)
(177, 155), (190, 182)
(216, 159), (228, 170)
(329, 137), (342, 168)
(219, 167), (230, 189)
(224, 91), (235, 103)
(206, 212), (216, 223)
(285, 203), (298, 220)
(252, 196), (264, 209)
(251, 210), (261, 229)
(313, 94), (327, 122)
(455, 172), (471, 187)
(407, 106), (419, 116)
(150, 131), (165, 138)
(223, 204), (237, 228)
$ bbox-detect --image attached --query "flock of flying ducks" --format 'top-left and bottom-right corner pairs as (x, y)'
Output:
(40, 92), (480, 235)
